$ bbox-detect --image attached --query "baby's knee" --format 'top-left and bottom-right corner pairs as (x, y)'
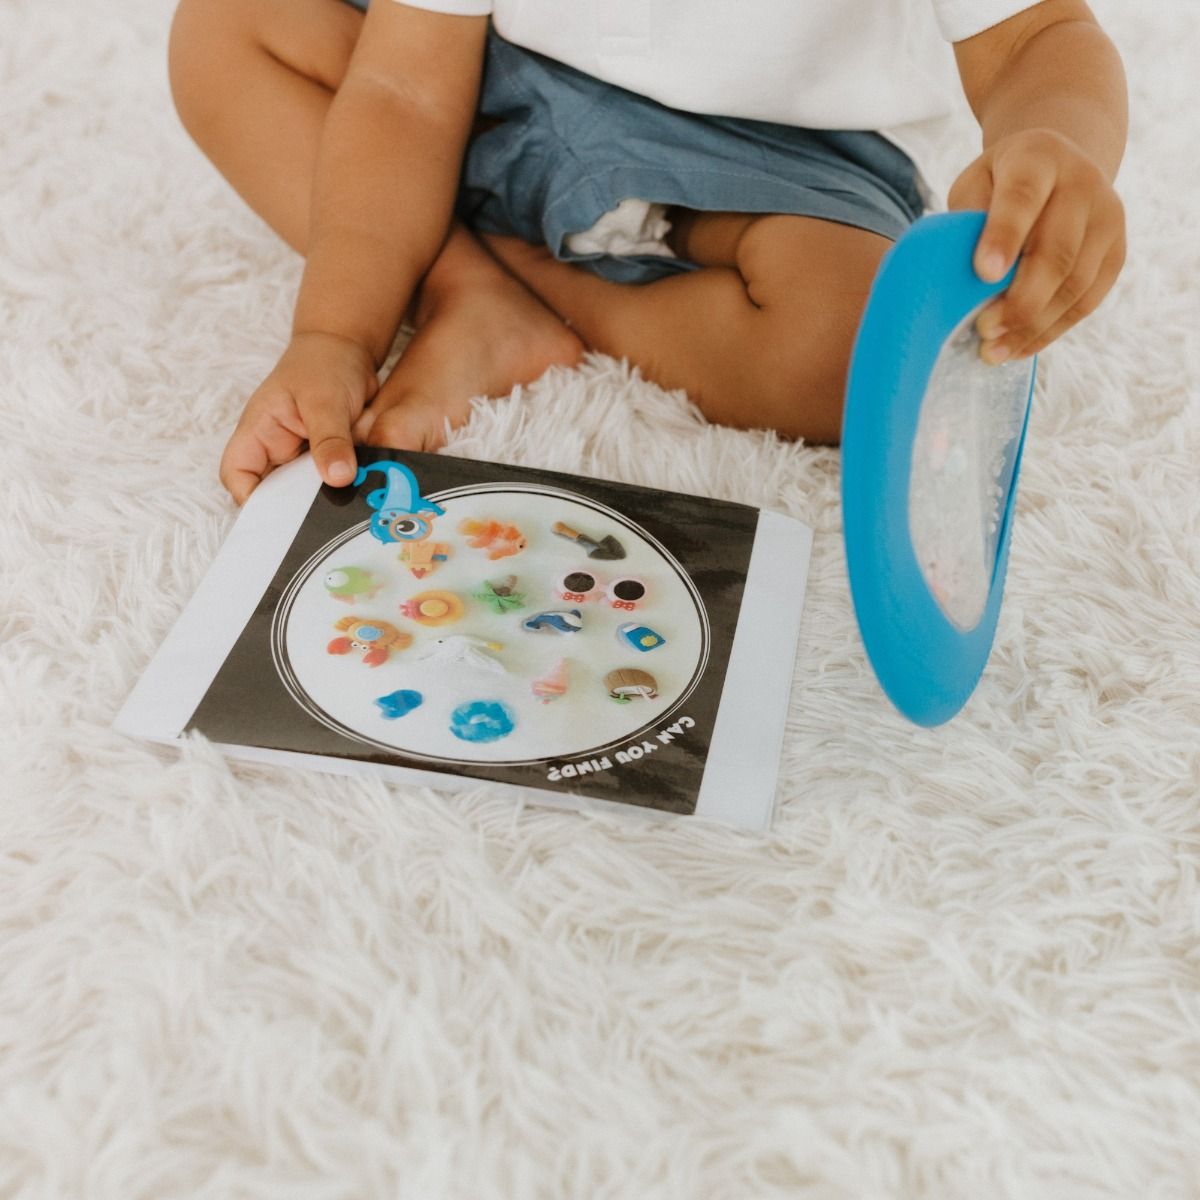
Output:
(169, 0), (359, 143)
(730, 216), (887, 441)
(167, 0), (248, 136)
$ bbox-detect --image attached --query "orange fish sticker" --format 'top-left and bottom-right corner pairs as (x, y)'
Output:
(458, 518), (527, 561)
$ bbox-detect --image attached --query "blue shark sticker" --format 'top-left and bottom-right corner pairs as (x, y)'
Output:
(354, 459), (446, 545)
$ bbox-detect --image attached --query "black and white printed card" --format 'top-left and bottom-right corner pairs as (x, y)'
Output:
(116, 450), (812, 831)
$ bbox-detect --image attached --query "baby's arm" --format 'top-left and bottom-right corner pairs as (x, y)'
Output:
(220, 4), (487, 503)
(945, 0), (1127, 363)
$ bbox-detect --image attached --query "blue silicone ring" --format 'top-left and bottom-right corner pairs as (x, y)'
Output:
(841, 211), (1037, 726)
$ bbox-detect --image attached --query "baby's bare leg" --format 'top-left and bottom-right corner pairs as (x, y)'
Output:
(168, 0), (580, 447)
(169, 0), (364, 254)
(485, 213), (893, 444)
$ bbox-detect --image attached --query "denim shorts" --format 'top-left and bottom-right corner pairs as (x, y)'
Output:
(338, 8), (925, 284)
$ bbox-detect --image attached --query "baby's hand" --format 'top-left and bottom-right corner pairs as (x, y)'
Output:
(220, 332), (379, 504)
(947, 129), (1126, 363)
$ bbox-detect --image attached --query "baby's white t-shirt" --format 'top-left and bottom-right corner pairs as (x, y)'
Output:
(393, 0), (1042, 207)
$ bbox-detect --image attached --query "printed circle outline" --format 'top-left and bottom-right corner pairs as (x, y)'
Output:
(270, 483), (710, 766)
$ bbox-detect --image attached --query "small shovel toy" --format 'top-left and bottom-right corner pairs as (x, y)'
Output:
(552, 521), (626, 560)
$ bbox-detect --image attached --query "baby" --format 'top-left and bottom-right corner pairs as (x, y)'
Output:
(167, 0), (1127, 504)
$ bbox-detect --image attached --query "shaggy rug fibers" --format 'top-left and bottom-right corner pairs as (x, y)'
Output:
(2, 1), (1198, 1196)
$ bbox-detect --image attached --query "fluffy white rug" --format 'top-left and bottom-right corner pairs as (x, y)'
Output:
(2, 1), (1198, 1195)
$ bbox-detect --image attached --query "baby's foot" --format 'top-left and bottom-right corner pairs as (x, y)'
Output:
(356, 240), (583, 451)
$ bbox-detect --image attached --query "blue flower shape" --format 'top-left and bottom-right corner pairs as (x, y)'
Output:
(449, 700), (516, 743)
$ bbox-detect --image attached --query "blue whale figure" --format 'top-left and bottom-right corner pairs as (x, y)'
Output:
(354, 459), (445, 544)
(522, 609), (584, 634)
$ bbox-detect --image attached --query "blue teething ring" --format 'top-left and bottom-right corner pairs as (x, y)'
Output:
(841, 211), (1037, 726)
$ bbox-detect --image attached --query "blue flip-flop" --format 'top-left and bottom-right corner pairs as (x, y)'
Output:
(841, 211), (1037, 726)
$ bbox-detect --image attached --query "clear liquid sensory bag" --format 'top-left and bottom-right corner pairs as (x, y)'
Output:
(841, 211), (1037, 726)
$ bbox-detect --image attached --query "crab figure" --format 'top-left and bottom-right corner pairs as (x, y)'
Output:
(326, 616), (413, 667)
